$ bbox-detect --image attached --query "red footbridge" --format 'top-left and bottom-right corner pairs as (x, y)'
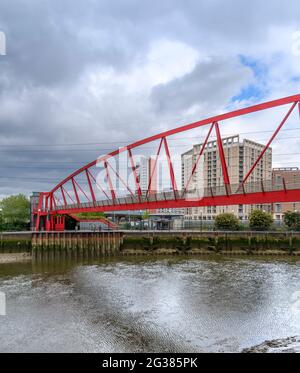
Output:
(33, 94), (300, 231)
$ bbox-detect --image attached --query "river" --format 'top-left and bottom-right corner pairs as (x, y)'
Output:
(0, 255), (300, 352)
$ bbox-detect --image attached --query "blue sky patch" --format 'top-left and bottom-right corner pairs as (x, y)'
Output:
(232, 55), (268, 102)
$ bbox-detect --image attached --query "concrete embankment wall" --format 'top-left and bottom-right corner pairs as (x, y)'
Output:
(121, 231), (300, 256)
(2, 230), (300, 257)
(0, 232), (32, 252)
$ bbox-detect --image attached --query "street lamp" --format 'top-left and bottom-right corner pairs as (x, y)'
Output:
(200, 211), (203, 232)
(0, 207), (3, 235)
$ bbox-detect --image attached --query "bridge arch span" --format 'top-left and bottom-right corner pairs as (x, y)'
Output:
(33, 94), (300, 231)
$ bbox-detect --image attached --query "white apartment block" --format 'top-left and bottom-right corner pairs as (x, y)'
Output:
(137, 156), (152, 193)
(137, 156), (184, 215)
(181, 135), (272, 221)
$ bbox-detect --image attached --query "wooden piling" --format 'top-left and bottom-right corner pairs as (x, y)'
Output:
(31, 231), (123, 259)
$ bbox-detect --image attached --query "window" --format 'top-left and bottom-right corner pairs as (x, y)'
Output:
(275, 204), (281, 213)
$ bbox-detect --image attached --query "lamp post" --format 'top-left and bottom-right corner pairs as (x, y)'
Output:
(0, 208), (3, 239)
(200, 211), (203, 232)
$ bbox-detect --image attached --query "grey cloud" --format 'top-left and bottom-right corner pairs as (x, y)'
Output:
(0, 0), (146, 89)
(150, 57), (253, 114)
(0, 0), (299, 90)
(0, 0), (300, 197)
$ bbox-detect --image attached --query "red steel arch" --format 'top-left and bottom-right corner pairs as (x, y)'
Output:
(33, 94), (300, 231)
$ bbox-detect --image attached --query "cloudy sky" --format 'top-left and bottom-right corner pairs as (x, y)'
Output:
(0, 0), (300, 198)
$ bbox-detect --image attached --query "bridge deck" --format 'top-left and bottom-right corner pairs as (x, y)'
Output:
(42, 180), (300, 214)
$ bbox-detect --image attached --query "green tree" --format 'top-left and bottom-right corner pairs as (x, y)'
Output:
(283, 211), (300, 231)
(142, 211), (150, 220)
(0, 194), (30, 231)
(214, 213), (240, 231)
(249, 209), (273, 231)
(141, 211), (150, 230)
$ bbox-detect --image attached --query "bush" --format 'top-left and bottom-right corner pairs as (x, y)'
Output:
(214, 213), (240, 231)
(249, 210), (273, 231)
(283, 211), (300, 231)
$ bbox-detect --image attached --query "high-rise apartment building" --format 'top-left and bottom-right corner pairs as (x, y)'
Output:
(136, 156), (157, 195)
(272, 167), (300, 221)
(137, 157), (183, 215)
(181, 135), (272, 221)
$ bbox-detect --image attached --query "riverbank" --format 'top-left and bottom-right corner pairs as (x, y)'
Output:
(242, 336), (300, 353)
(0, 232), (32, 252)
(0, 253), (31, 264)
(2, 230), (300, 257)
(120, 248), (300, 256)
(121, 231), (300, 256)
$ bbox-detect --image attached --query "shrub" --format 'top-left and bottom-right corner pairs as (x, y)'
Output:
(249, 210), (273, 231)
(283, 211), (300, 231)
(214, 213), (240, 231)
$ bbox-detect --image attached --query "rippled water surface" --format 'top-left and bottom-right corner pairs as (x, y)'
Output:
(1, 256), (300, 352)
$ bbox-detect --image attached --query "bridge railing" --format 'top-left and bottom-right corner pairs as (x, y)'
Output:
(47, 178), (300, 213)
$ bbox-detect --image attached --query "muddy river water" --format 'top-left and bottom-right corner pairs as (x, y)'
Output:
(0, 256), (300, 352)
